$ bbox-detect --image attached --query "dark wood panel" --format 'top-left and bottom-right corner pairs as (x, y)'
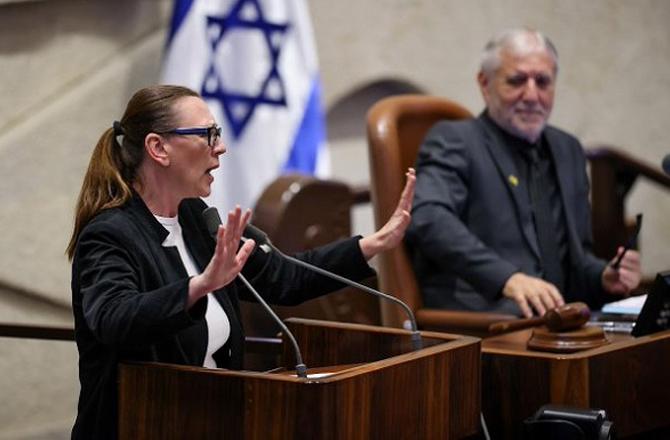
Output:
(482, 328), (670, 439)
(119, 319), (481, 439)
(588, 333), (670, 436)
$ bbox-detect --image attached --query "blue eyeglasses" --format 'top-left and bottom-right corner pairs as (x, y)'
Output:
(163, 124), (222, 148)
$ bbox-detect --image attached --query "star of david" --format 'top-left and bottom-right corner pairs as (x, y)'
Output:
(202, 0), (291, 139)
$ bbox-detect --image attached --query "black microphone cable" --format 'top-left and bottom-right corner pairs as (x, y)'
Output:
(244, 223), (423, 351)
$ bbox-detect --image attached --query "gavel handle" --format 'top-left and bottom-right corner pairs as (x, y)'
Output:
(489, 316), (545, 334)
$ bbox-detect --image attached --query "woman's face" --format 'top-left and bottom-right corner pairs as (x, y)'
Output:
(163, 96), (226, 199)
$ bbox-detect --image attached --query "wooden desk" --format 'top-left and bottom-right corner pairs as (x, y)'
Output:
(481, 327), (670, 439)
(119, 319), (481, 439)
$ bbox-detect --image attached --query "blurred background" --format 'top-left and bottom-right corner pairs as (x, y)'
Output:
(0, 0), (668, 437)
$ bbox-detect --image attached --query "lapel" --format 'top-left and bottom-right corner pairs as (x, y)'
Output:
(126, 194), (208, 364)
(179, 200), (214, 272)
(126, 193), (185, 284)
(545, 130), (582, 262)
(477, 115), (541, 260)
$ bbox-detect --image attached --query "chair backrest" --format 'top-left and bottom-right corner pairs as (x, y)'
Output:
(244, 174), (381, 338)
(253, 174), (354, 254)
(366, 94), (473, 327)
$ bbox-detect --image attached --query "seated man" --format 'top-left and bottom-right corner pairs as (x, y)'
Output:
(405, 28), (641, 318)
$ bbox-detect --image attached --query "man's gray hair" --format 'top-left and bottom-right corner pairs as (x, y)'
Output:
(480, 28), (559, 78)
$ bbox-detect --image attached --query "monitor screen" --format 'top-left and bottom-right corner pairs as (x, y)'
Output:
(632, 270), (670, 337)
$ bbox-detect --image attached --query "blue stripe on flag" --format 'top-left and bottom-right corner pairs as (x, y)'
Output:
(283, 77), (326, 174)
(166, 0), (195, 46)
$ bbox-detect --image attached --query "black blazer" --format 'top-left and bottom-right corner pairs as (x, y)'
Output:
(406, 113), (607, 315)
(71, 194), (374, 439)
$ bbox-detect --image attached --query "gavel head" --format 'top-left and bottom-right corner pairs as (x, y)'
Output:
(544, 302), (591, 332)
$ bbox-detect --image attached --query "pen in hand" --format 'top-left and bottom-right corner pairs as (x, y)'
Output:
(610, 213), (643, 270)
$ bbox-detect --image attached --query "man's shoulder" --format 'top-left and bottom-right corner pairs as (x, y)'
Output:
(425, 117), (484, 146)
(430, 116), (480, 133)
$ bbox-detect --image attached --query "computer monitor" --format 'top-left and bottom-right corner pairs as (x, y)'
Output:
(632, 270), (670, 337)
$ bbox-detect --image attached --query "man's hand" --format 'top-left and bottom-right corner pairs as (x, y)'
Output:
(602, 247), (641, 296)
(502, 273), (565, 318)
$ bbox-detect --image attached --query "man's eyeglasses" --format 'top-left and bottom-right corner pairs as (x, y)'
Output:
(163, 124), (222, 148)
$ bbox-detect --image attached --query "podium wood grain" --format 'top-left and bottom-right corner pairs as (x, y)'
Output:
(119, 319), (481, 439)
(482, 327), (670, 439)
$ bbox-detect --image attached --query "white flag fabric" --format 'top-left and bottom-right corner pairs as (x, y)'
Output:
(162, 0), (329, 213)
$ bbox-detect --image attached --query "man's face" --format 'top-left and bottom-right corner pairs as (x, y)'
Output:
(478, 48), (556, 143)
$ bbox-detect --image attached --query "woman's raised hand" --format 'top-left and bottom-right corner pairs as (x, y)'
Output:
(188, 206), (256, 307)
(359, 168), (416, 260)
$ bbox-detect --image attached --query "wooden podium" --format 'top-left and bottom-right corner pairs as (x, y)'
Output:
(482, 327), (670, 439)
(118, 318), (481, 439)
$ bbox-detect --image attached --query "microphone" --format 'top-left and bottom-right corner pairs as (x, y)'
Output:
(243, 223), (423, 350)
(202, 206), (307, 378)
(663, 154), (670, 175)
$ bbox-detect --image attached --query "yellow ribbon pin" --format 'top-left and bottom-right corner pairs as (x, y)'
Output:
(508, 175), (519, 187)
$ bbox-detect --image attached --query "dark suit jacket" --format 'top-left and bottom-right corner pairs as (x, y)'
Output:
(406, 113), (607, 315)
(71, 194), (374, 440)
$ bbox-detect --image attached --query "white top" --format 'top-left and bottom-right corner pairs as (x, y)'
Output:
(155, 214), (231, 368)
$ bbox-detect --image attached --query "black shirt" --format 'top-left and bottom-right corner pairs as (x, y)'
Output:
(482, 113), (570, 293)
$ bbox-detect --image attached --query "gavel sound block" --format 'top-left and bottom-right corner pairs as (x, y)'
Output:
(488, 302), (610, 353)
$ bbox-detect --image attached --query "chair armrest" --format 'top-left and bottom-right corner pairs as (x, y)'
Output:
(587, 146), (670, 188)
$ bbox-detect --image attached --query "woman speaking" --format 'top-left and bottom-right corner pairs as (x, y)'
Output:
(66, 84), (415, 439)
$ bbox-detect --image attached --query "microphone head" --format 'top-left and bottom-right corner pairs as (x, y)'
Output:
(663, 154), (670, 175)
(202, 206), (222, 238)
(244, 224), (270, 245)
(202, 207), (272, 252)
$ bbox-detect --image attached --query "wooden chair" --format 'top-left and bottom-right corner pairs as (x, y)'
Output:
(586, 145), (670, 291)
(366, 94), (516, 337)
(242, 175), (381, 340)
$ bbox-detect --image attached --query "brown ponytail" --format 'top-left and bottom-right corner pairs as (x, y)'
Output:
(66, 85), (199, 259)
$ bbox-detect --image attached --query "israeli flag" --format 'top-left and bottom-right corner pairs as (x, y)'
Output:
(162, 0), (329, 212)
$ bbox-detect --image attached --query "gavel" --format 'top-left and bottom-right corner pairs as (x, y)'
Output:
(488, 302), (591, 334)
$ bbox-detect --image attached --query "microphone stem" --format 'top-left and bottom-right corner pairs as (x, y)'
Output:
(203, 209), (308, 375)
(237, 273), (307, 378)
(281, 253), (423, 350)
